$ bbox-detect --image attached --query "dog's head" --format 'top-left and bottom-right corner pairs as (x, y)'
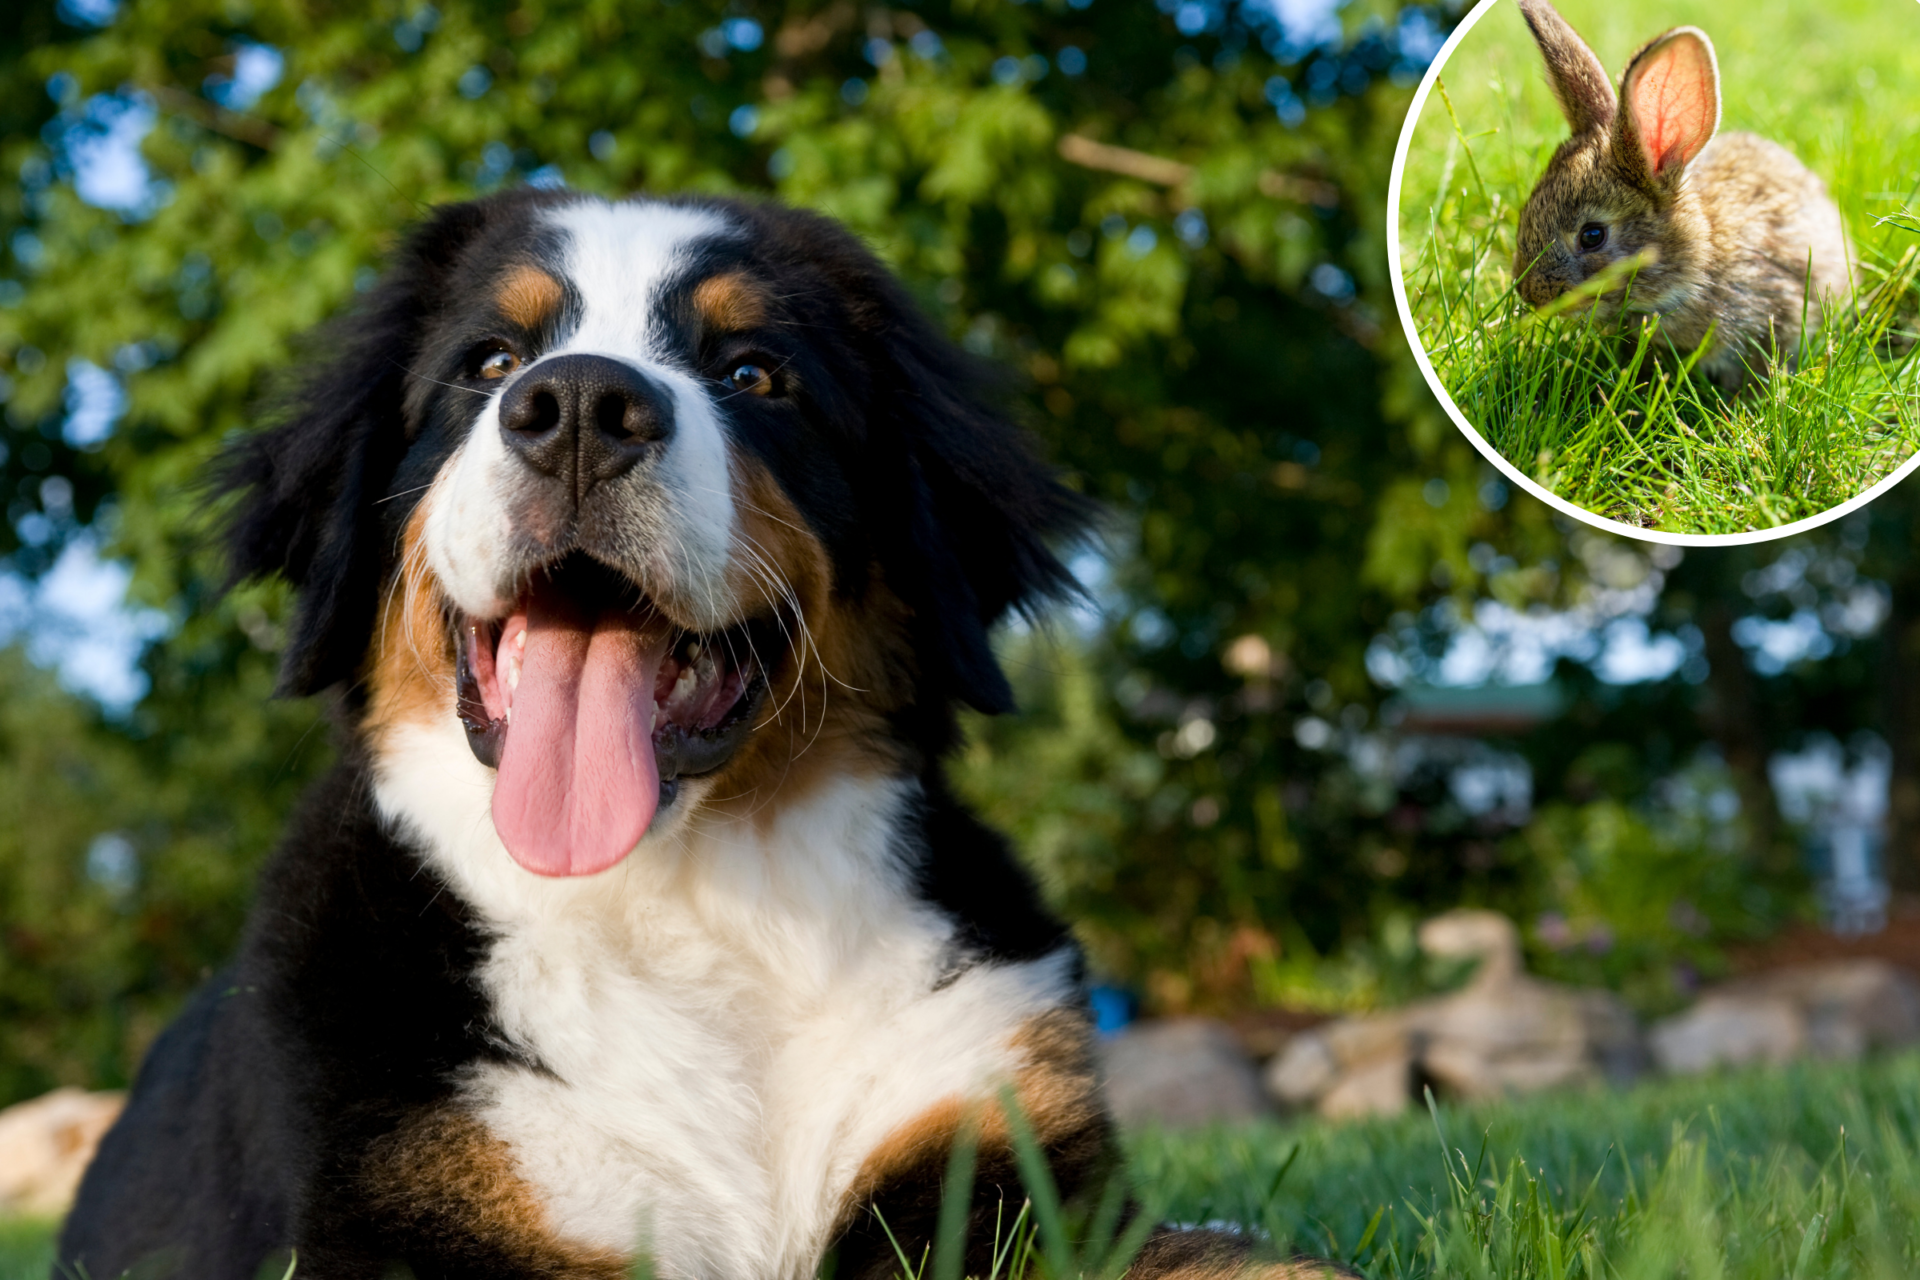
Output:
(223, 191), (1087, 876)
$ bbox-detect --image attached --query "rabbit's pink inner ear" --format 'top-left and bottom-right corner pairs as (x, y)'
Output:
(1624, 30), (1720, 179)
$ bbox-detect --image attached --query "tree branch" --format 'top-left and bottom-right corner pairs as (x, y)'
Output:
(1056, 134), (1339, 207)
(141, 83), (281, 150)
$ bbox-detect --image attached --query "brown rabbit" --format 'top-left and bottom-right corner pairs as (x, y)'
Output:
(1511, 0), (1851, 391)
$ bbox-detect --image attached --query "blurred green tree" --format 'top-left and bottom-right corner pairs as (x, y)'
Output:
(0, 0), (1905, 1103)
(0, 0), (1520, 1083)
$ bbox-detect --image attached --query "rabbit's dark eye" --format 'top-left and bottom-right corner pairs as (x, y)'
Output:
(1577, 223), (1608, 252)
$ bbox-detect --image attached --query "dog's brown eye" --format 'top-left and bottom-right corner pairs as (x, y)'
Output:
(1578, 223), (1608, 252)
(478, 350), (520, 380)
(727, 364), (773, 396)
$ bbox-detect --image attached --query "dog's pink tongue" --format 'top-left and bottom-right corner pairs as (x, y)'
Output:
(492, 596), (669, 876)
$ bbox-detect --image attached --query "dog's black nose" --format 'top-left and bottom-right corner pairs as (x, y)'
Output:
(498, 353), (675, 501)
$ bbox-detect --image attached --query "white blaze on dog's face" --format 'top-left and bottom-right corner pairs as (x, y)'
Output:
(226, 191), (1085, 882)
(416, 203), (754, 876)
(423, 203), (737, 631)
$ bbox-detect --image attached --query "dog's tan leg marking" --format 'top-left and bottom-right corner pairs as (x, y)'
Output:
(839, 1008), (1106, 1223)
(361, 1107), (629, 1277)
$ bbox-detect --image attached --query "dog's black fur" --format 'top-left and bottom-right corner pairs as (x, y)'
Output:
(57, 191), (1105, 1280)
(65, 768), (1092, 1278)
(57, 191), (1348, 1280)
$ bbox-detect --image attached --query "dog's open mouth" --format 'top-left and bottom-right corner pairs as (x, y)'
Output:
(453, 555), (771, 877)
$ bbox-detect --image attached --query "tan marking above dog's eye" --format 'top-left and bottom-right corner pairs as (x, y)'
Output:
(694, 272), (770, 332)
(479, 350), (521, 380)
(727, 364), (773, 396)
(495, 264), (564, 330)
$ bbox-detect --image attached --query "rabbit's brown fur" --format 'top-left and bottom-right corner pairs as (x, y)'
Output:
(1512, 0), (1851, 392)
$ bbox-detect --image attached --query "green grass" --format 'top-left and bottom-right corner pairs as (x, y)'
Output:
(1395, 0), (1920, 534)
(1131, 1050), (1920, 1277)
(0, 1218), (52, 1280)
(16, 1053), (1920, 1277)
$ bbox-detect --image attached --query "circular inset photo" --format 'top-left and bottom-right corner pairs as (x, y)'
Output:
(1390, 0), (1920, 540)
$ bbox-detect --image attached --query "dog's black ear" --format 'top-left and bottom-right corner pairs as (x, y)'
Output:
(724, 201), (1090, 717)
(741, 201), (1094, 715)
(218, 199), (496, 696)
(735, 200), (1092, 714)
(879, 334), (1094, 715)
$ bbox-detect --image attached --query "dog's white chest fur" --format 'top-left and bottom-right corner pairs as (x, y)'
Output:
(372, 719), (1076, 1279)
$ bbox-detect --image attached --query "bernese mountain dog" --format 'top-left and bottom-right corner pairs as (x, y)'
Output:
(58, 190), (1344, 1280)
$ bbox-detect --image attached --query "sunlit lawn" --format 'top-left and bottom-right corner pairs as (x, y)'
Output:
(1133, 1049), (1920, 1277)
(1395, 0), (1920, 534)
(13, 1052), (1920, 1277)
(0, 1218), (50, 1280)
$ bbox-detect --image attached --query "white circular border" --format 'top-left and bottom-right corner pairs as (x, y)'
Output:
(1385, 0), (1920, 547)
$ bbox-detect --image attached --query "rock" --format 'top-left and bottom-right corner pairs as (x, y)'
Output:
(1650, 960), (1920, 1074)
(1100, 1018), (1269, 1128)
(1260, 910), (1647, 1118)
(1263, 1010), (1416, 1110)
(1415, 980), (1589, 1100)
(1225, 1008), (1328, 1062)
(1577, 988), (1652, 1085)
(1264, 1032), (1339, 1107)
(1318, 1053), (1413, 1119)
(1319, 1011), (1414, 1067)
(1649, 995), (1805, 1073)
(1418, 909), (1524, 983)
(1750, 959), (1920, 1056)
(0, 1087), (124, 1217)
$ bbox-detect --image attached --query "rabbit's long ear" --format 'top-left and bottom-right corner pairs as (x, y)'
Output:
(1516, 0), (1615, 134)
(1618, 28), (1720, 193)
